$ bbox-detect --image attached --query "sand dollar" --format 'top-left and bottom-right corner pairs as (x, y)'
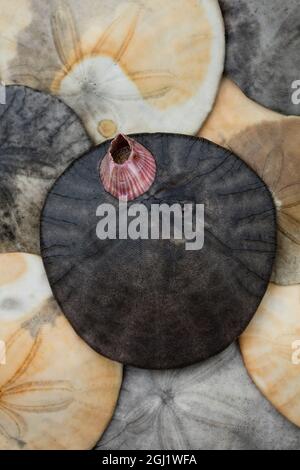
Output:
(97, 343), (300, 450)
(0, 85), (91, 255)
(0, 0), (225, 143)
(240, 284), (300, 429)
(0, 253), (122, 450)
(41, 133), (276, 369)
(200, 79), (300, 285)
(0, 254), (28, 286)
(219, 0), (300, 116)
(0, 253), (51, 322)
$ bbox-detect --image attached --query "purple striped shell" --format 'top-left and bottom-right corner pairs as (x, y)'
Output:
(100, 134), (157, 201)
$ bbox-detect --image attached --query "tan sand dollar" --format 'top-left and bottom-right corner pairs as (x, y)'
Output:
(0, 0), (224, 144)
(240, 284), (300, 428)
(200, 78), (300, 286)
(0, 253), (122, 450)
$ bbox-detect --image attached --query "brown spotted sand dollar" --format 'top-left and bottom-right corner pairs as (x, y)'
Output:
(200, 79), (300, 285)
(240, 284), (300, 428)
(0, 0), (225, 143)
(0, 253), (122, 450)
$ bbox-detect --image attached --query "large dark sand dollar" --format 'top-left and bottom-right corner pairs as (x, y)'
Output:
(97, 343), (300, 450)
(41, 134), (276, 369)
(0, 253), (122, 450)
(0, 85), (91, 254)
(0, 0), (224, 143)
(220, 0), (300, 116)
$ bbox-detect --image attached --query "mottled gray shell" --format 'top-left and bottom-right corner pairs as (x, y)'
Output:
(220, 0), (300, 115)
(0, 85), (91, 254)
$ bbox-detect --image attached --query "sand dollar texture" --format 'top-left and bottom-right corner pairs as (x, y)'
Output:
(0, 253), (122, 450)
(97, 343), (300, 450)
(0, 85), (91, 254)
(219, 0), (300, 115)
(240, 284), (300, 429)
(200, 79), (300, 285)
(41, 133), (276, 369)
(0, 0), (225, 143)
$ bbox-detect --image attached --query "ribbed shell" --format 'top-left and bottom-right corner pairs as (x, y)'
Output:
(100, 135), (156, 201)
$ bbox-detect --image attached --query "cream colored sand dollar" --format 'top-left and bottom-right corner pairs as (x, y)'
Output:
(199, 78), (281, 146)
(0, 254), (51, 321)
(240, 284), (300, 428)
(200, 79), (300, 286)
(0, 0), (224, 143)
(0, 253), (122, 450)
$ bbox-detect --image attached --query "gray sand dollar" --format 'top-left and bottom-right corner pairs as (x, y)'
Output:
(0, 85), (91, 254)
(220, 0), (300, 116)
(97, 343), (300, 450)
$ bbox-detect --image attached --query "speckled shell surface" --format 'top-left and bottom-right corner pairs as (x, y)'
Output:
(97, 343), (300, 450)
(0, 85), (91, 255)
(240, 284), (300, 429)
(41, 133), (276, 369)
(0, 253), (122, 450)
(200, 79), (300, 286)
(0, 0), (225, 143)
(219, 0), (300, 116)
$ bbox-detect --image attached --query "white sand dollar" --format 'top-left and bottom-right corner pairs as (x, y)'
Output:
(0, 253), (122, 450)
(0, 0), (225, 143)
(240, 284), (300, 428)
(0, 254), (51, 322)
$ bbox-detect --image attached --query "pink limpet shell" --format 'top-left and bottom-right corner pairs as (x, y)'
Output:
(100, 134), (156, 201)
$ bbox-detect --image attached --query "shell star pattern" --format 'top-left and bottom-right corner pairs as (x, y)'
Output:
(97, 343), (300, 450)
(0, 253), (122, 450)
(0, 0), (225, 143)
